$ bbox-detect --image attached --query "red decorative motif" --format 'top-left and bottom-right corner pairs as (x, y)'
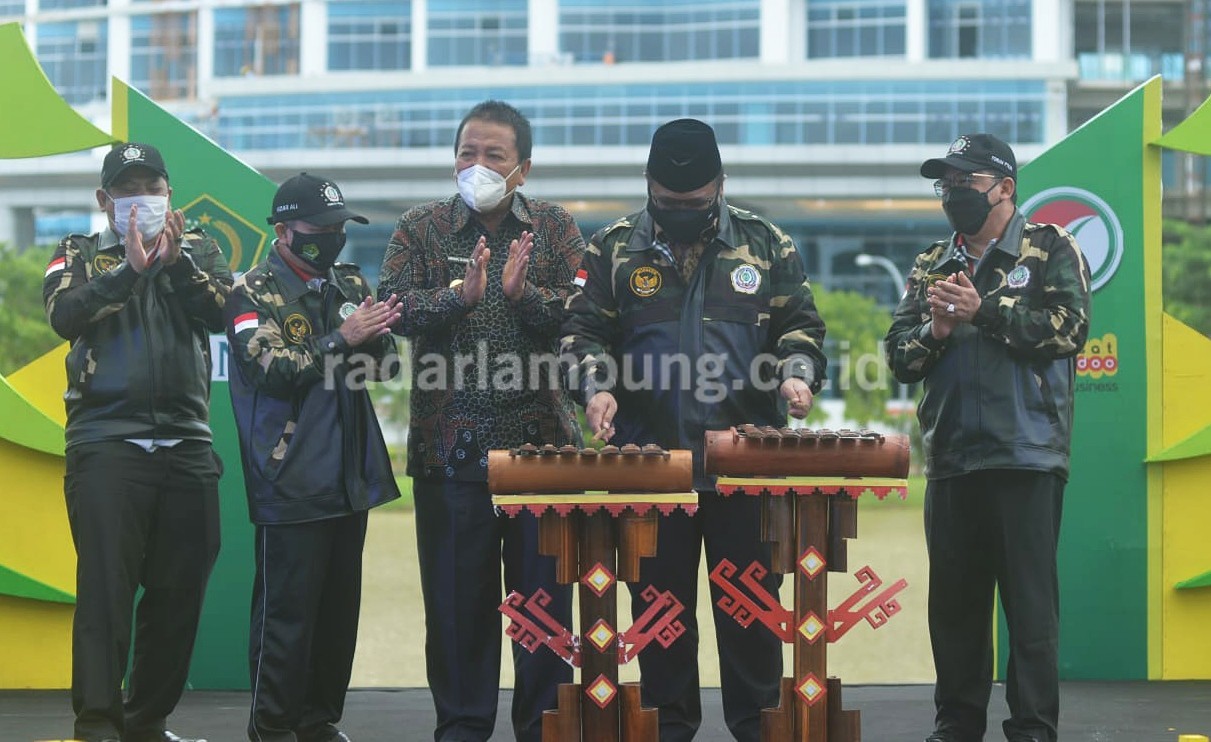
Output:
(618, 585), (686, 663)
(798, 546), (826, 580)
(586, 619), (617, 653)
(795, 673), (827, 706)
(581, 562), (615, 597)
(499, 589), (580, 667)
(585, 674), (618, 709)
(708, 559), (794, 642)
(716, 482), (906, 500)
(494, 501), (699, 518)
(827, 565), (908, 642)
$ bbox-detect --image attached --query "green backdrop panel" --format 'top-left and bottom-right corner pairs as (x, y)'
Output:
(1006, 82), (1154, 679)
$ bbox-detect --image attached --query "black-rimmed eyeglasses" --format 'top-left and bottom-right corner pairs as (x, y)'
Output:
(933, 173), (1003, 197)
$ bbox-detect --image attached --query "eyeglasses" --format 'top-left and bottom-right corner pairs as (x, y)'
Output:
(933, 173), (1002, 197)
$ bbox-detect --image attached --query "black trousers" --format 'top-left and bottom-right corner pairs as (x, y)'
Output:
(925, 469), (1064, 742)
(64, 439), (220, 742)
(248, 511), (368, 742)
(632, 490), (782, 742)
(413, 478), (573, 742)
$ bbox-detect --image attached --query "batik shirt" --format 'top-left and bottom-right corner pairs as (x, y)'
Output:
(378, 193), (585, 480)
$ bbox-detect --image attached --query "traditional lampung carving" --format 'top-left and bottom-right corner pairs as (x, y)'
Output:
(708, 558), (794, 643)
(500, 589), (580, 667)
(617, 585), (686, 664)
(827, 566), (908, 642)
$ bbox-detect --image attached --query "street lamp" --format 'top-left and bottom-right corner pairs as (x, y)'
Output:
(854, 253), (904, 302)
(855, 253), (912, 413)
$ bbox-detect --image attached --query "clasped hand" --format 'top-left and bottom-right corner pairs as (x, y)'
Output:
(459, 231), (534, 305)
(339, 294), (402, 347)
(124, 204), (185, 274)
(926, 272), (980, 340)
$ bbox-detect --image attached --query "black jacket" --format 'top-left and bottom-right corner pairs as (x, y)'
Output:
(43, 228), (233, 447)
(885, 211), (1092, 480)
(561, 202), (828, 489)
(226, 250), (400, 525)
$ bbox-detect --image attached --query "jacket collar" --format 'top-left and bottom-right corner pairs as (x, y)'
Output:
(931, 208), (1026, 273)
(624, 197), (737, 254)
(267, 248), (355, 303)
(98, 227), (122, 250)
(452, 191), (534, 233)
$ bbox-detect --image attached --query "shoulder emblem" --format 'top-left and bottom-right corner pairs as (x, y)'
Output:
(629, 266), (662, 298)
(282, 312), (313, 343)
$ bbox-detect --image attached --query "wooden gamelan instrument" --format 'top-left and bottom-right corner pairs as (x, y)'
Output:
(489, 444), (698, 742)
(704, 426), (912, 742)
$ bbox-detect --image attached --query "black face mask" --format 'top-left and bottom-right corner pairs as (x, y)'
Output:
(287, 230), (345, 273)
(647, 195), (718, 244)
(942, 184), (1001, 236)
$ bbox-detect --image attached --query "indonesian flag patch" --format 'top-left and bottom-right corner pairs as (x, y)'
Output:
(233, 312), (259, 334)
(573, 268), (588, 288)
(45, 257), (66, 277)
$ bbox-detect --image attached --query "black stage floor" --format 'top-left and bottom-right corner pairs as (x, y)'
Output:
(4, 682), (1210, 741)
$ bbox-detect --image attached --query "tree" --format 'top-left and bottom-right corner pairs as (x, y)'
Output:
(1163, 219), (1211, 337)
(807, 287), (894, 427)
(0, 244), (63, 375)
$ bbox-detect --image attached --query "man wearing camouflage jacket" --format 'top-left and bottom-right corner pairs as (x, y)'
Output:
(561, 119), (827, 742)
(884, 134), (1091, 742)
(44, 142), (231, 742)
(226, 173), (401, 742)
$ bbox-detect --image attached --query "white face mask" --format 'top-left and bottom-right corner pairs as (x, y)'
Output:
(111, 194), (169, 242)
(456, 164), (519, 213)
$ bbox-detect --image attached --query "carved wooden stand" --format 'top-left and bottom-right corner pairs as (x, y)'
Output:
(490, 446), (698, 742)
(705, 427), (911, 742)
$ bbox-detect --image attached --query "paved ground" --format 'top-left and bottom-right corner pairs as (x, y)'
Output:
(4, 682), (1210, 741)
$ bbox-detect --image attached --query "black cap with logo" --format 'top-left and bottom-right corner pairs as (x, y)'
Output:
(920, 133), (1017, 180)
(647, 118), (723, 193)
(268, 172), (369, 226)
(101, 143), (169, 188)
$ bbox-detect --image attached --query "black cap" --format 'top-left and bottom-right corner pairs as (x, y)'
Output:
(920, 133), (1017, 179)
(101, 143), (169, 188)
(646, 118), (723, 193)
(268, 172), (369, 226)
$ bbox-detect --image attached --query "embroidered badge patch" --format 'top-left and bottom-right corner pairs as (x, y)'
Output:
(339, 301), (358, 320)
(1006, 265), (1030, 289)
(730, 264), (762, 294)
(629, 266), (662, 297)
(93, 253), (120, 273)
(283, 313), (313, 343)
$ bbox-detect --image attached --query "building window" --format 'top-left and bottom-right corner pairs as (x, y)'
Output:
(130, 13), (197, 100)
(559, 0), (760, 64)
(211, 80), (1047, 151)
(38, 0), (105, 9)
(37, 20), (107, 104)
(1074, 0), (1186, 82)
(0, 1), (24, 18)
(328, 0), (411, 71)
(806, 0), (906, 58)
(928, 0), (1030, 59)
(428, 0), (527, 67)
(213, 5), (300, 77)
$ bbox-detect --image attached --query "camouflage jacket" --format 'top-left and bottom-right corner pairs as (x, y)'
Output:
(226, 249), (400, 524)
(884, 210), (1092, 480)
(377, 193), (584, 481)
(43, 227), (232, 447)
(561, 200), (827, 490)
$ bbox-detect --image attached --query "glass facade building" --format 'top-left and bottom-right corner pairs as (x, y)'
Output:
(0, 0), (1096, 315)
